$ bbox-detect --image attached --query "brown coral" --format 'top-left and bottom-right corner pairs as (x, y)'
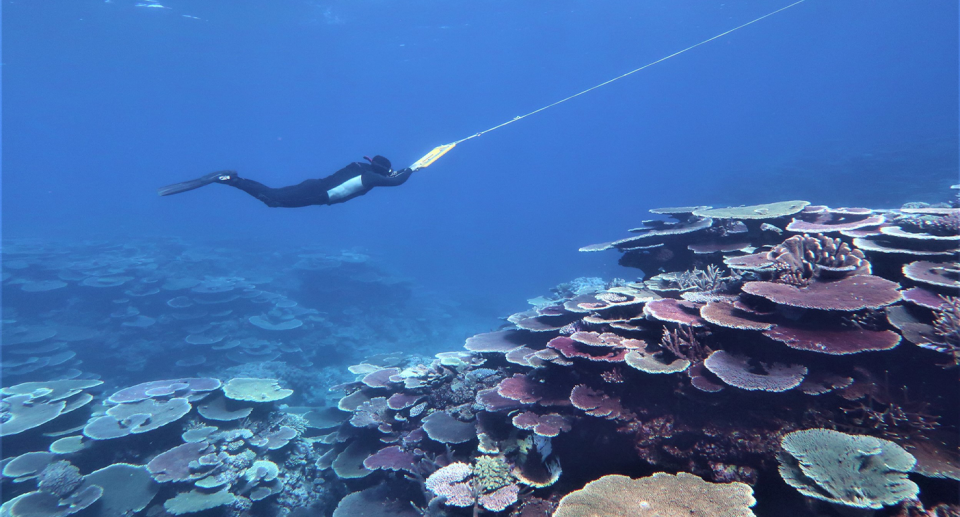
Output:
(767, 233), (870, 284)
(658, 326), (710, 362)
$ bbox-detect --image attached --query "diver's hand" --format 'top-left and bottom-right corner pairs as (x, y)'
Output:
(214, 170), (239, 183)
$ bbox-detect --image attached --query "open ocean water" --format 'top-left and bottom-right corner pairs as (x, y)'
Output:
(2, 1), (958, 516)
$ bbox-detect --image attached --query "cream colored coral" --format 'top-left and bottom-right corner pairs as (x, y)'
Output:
(554, 472), (755, 517)
(222, 378), (292, 403)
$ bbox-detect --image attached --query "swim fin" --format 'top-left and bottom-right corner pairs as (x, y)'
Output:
(157, 171), (233, 197)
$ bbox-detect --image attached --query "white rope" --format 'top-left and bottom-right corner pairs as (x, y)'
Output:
(452, 0), (807, 145)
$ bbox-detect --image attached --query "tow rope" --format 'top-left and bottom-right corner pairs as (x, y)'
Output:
(409, 0), (806, 171)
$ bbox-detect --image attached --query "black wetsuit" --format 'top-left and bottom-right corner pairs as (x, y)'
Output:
(225, 162), (412, 208)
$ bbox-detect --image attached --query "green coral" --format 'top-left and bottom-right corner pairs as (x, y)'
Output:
(515, 435), (533, 456)
(163, 489), (236, 515)
(222, 378), (293, 403)
(472, 455), (513, 492)
(778, 428), (919, 509)
(693, 200), (809, 220)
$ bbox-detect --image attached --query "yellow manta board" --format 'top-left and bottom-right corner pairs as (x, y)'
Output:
(410, 143), (456, 171)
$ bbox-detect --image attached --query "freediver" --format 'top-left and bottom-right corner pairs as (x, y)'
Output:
(157, 155), (413, 208)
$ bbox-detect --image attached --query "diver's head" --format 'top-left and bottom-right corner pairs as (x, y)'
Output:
(364, 155), (393, 176)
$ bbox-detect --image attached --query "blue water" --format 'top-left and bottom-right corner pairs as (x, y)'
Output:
(2, 1), (958, 515)
(4, 0), (956, 309)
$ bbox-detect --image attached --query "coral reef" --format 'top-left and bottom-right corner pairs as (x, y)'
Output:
(3, 199), (958, 516)
(2, 378), (330, 516)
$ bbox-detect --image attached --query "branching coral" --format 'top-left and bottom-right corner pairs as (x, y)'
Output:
(917, 295), (960, 368)
(767, 233), (869, 285)
(306, 203), (956, 514)
(658, 327), (710, 363)
(668, 265), (740, 293)
(840, 395), (940, 442)
(600, 367), (625, 384)
(933, 296), (960, 346)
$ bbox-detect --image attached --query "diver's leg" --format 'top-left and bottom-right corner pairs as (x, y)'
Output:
(225, 177), (279, 206)
(227, 178), (328, 208)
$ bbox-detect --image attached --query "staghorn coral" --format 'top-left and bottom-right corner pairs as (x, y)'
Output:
(675, 264), (740, 293)
(600, 367), (625, 384)
(933, 296), (960, 346)
(839, 389), (941, 443)
(621, 409), (792, 485)
(908, 295), (960, 368)
(644, 266), (736, 293)
(658, 327), (710, 363)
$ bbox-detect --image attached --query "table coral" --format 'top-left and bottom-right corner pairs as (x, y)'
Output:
(778, 428), (919, 509)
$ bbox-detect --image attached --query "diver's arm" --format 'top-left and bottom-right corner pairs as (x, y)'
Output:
(361, 168), (413, 188)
